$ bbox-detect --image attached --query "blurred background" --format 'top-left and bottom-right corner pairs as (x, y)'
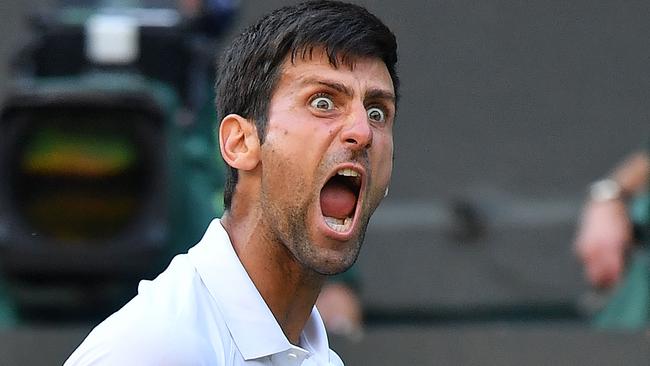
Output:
(0, 0), (649, 365)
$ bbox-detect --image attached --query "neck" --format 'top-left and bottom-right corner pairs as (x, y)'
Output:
(221, 210), (325, 344)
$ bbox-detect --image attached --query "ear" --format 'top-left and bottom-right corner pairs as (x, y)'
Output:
(219, 114), (260, 171)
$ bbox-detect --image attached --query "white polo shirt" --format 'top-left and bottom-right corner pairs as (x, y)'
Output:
(65, 219), (344, 366)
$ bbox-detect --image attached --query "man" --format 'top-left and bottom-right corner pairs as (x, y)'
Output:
(65, 1), (398, 364)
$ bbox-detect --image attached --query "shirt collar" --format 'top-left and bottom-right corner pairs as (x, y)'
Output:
(300, 306), (332, 364)
(187, 219), (332, 362)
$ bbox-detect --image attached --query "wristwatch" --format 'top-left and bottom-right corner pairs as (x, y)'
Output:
(588, 178), (623, 202)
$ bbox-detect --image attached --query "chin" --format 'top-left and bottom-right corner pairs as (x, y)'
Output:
(310, 254), (358, 276)
(307, 229), (366, 276)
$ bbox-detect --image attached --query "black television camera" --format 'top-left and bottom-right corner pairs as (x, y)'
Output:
(0, 0), (234, 323)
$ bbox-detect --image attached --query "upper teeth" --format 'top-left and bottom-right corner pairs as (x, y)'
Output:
(337, 168), (359, 177)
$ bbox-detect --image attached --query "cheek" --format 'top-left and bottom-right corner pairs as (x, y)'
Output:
(373, 138), (393, 187)
(260, 139), (312, 199)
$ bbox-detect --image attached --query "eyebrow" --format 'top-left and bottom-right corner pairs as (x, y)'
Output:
(365, 89), (396, 104)
(300, 77), (396, 104)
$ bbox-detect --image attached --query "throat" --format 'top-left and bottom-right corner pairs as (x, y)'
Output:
(264, 271), (325, 345)
(320, 178), (357, 219)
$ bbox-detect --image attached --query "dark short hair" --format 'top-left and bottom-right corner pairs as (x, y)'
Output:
(215, 0), (399, 210)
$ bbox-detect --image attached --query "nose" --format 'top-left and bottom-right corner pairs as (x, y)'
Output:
(340, 104), (372, 150)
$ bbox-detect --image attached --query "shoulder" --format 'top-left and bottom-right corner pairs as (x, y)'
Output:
(65, 321), (221, 365)
(65, 255), (231, 365)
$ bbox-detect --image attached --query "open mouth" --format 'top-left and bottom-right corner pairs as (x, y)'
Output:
(319, 167), (362, 233)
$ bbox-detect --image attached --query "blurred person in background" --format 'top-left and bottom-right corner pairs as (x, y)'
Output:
(574, 149), (649, 327)
(176, 0), (239, 35)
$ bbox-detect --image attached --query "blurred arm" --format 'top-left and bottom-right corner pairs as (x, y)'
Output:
(574, 151), (649, 289)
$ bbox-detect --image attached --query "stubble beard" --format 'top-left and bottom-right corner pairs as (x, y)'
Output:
(260, 167), (378, 275)
(260, 148), (382, 276)
(261, 189), (370, 276)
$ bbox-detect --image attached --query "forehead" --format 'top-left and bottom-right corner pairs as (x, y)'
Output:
(276, 48), (395, 95)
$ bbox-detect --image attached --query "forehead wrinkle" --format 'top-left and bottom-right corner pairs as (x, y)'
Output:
(299, 77), (354, 98)
(279, 54), (395, 107)
(296, 76), (394, 102)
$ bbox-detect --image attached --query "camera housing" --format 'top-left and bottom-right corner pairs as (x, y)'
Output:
(0, 3), (226, 321)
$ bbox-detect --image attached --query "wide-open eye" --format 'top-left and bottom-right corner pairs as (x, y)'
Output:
(310, 96), (334, 111)
(367, 107), (386, 123)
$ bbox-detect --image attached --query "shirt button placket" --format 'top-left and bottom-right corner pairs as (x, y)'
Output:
(287, 352), (298, 363)
(270, 351), (299, 366)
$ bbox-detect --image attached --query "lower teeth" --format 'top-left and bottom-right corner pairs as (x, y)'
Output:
(324, 216), (352, 232)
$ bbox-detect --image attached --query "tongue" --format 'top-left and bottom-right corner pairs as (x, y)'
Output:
(320, 179), (356, 219)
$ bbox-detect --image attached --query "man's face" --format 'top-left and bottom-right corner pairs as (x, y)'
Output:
(258, 48), (395, 275)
